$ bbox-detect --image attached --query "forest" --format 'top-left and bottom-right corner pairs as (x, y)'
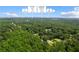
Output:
(0, 18), (79, 52)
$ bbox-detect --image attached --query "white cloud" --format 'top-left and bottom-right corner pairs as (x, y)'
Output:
(47, 8), (55, 13)
(74, 7), (79, 11)
(0, 12), (18, 17)
(22, 6), (55, 13)
(61, 7), (79, 18)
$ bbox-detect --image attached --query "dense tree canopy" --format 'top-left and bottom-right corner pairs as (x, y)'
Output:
(0, 18), (79, 52)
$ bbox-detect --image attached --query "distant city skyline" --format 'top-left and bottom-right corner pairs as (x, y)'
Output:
(0, 6), (79, 18)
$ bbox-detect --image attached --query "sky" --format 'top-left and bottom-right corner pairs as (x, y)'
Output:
(0, 6), (79, 18)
